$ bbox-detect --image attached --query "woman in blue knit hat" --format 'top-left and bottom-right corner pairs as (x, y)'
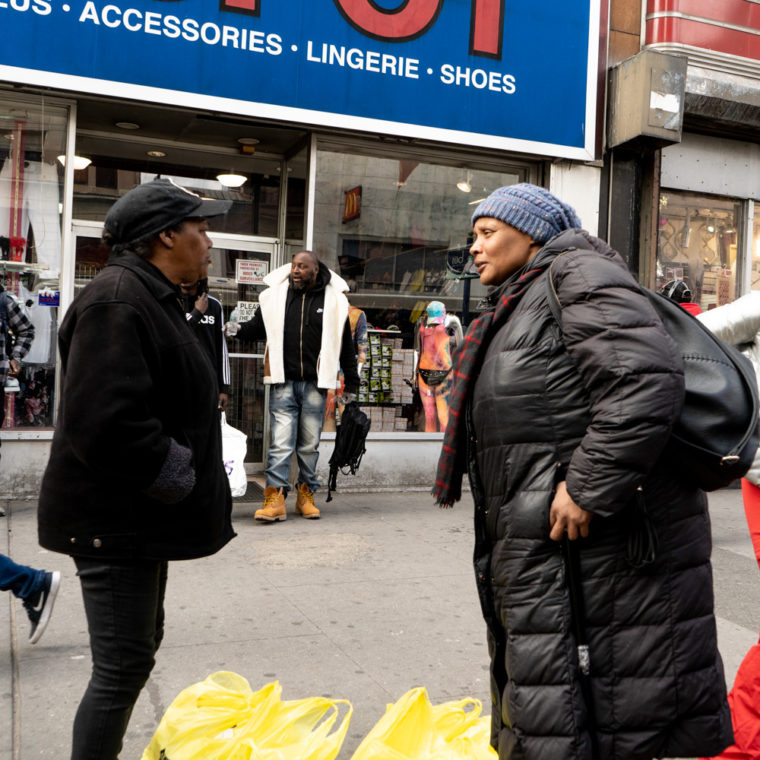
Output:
(433, 183), (731, 760)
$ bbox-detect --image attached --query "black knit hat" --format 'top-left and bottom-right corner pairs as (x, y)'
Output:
(104, 178), (232, 245)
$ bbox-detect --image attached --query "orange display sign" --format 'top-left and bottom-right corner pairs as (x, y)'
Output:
(343, 186), (362, 223)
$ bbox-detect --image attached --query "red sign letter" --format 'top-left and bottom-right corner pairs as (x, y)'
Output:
(470, 0), (503, 59)
(220, 0), (259, 17)
(333, 0), (443, 43)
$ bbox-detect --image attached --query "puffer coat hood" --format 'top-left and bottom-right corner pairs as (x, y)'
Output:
(468, 229), (732, 759)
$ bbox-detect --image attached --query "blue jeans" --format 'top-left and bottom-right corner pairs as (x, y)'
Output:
(267, 380), (327, 494)
(0, 552), (45, 600)
(71, 558), (168, 760)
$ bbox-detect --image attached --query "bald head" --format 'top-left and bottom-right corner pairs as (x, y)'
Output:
(293, 250), (319, 266)
(290, 250), (320, 291)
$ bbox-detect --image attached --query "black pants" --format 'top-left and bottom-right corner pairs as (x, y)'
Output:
(71, 558), (168, 760)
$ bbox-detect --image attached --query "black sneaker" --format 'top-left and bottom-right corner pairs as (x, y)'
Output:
(23, 570), (61, 645)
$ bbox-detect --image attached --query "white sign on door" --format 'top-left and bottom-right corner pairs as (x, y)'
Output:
(236, 301), (259, 323)
(236, 259), (268, 285)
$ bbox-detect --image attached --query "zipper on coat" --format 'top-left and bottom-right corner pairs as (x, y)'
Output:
(299, 293), (305, 378)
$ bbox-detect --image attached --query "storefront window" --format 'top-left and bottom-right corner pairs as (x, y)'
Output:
(285, 146), (307, 244)
(657, 190), (741, 312)
(752, 208), (760, 292)
(1, 97), (69, 430)
(314, 147), (522, 433)
(72, 168), (278, 238)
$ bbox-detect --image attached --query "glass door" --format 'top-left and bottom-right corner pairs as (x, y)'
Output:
(72, 223), (277, 470)
(208, 232), (277, 471)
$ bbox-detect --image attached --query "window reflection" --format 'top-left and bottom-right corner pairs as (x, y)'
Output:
(314, 148), (522, 432)
(0, 98), (68, 430)
(657, 190), (740, 311)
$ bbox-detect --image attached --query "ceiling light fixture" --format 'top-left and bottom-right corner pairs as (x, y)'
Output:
(237, 137), (260, 145)
(57, 154), (92, 170)
(217, 172), (247, 188)
(147, 150), (167, 157)
(115, 121), (140, 130)
(457, 171), (472, 193)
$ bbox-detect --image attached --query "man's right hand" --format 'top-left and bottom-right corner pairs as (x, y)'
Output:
(224, 322), (240, 337)
(194, 293), (208, 314)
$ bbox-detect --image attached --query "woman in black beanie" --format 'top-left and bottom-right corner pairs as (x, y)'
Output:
(434, 183), (732, 760)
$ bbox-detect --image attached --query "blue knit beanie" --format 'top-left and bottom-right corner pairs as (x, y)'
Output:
(471, 183), (582, 244)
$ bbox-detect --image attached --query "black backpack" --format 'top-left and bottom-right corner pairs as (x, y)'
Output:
(546, 271), (760, 492)
(326, 402), (370, 502)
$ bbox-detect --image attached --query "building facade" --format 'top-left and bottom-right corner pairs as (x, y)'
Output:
(606, 0), (760, 307)
(0, 1), (608, 495)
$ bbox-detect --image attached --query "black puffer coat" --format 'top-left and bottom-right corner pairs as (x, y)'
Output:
(468, 230), (732, 759)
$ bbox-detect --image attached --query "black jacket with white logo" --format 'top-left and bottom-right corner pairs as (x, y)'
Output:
(181, 292), (230, 394)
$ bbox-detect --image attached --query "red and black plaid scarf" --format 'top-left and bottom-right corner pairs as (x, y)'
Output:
(432, 264), (550, 506)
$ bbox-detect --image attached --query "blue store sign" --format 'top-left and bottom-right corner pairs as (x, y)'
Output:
(0, 0), (601, 159)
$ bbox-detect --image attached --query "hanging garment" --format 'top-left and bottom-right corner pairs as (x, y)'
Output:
(0, 158), (61, 279)
(18, 282), (55, 366)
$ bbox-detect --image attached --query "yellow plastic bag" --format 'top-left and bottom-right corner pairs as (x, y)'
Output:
(141, 671), (352, 760)
(350, 687), (497, 760)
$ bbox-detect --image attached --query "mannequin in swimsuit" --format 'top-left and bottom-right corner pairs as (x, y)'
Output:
(414, 301), (462, 432)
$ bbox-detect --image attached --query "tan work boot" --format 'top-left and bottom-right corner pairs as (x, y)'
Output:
(295, 483), (320, 519)
(255, 486), (286, 522)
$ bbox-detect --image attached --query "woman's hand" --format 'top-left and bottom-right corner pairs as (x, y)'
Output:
(549, 480), (593, 541)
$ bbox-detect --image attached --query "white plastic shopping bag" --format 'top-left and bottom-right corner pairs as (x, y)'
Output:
(221, 413), (248, 497)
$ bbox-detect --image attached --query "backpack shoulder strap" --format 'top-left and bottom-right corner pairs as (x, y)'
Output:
(543, 255), (566, 328)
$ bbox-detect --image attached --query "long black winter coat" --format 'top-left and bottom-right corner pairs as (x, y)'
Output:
(468, 230), (732, 760)
(38, 251), (235, 561)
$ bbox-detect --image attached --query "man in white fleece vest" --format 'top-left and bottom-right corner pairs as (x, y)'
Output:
(228, 251), (360, 520)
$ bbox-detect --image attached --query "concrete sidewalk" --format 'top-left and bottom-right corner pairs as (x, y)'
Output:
(2, 487), (758, 760)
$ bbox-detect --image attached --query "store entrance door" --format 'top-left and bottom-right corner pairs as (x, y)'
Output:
(209, 232), (277, 473)
(71, 223), (278, 472)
